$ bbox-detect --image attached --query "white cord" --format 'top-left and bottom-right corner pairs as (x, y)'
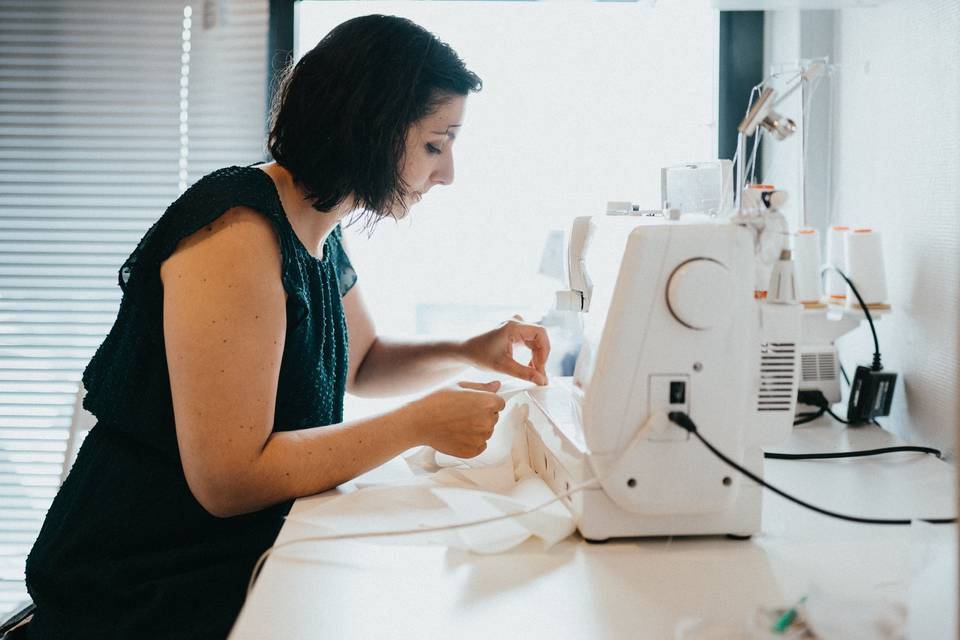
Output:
(745, 127), (763, 185)
(734, 132), (745, 210)
(799, 68), (826, 228)
(733, 86), (762, 211)
(245, 476), (602, 598)
(726, 141), (740, 213)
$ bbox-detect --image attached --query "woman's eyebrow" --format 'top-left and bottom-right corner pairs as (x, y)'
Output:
(430, 124), (461, 139)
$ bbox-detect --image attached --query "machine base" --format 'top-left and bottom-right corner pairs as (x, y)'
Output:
(522, 392), (766, 541)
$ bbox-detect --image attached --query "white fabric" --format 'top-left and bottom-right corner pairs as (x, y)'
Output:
(286, 385), (576, 553)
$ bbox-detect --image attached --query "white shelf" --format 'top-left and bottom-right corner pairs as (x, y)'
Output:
(713, 0), (882, 9)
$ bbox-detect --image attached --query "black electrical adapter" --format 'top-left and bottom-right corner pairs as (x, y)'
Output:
(847, 365), (897, 424)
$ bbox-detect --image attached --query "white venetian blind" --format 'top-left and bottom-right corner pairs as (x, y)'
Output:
(0, 0), (267, 614)
(186, 0), (270, 183)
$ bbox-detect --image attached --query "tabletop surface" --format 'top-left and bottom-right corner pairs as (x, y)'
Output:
(230, 418), (956, 639)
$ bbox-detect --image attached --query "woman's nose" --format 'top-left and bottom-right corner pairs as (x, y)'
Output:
(433, 152), (454, 186)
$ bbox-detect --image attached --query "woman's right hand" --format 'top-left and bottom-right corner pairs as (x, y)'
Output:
(404, 380), (506, 458)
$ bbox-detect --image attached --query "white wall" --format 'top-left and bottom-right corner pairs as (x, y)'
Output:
(765, 0), (960, 456)
(298, 1), (718, 339)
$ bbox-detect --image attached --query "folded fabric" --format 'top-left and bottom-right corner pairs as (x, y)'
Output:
(288, 386), (576, 553)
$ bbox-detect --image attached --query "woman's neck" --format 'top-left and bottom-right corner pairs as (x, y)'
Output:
(257, 162), (354, 259)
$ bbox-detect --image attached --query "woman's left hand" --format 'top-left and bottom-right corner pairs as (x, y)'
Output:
(460, 316), (550, 385)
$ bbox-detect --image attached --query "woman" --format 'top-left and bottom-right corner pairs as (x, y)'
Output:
(21, 15), (549, 639)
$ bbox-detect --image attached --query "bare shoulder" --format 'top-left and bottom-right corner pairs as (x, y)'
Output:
(161, 205), (282, 283)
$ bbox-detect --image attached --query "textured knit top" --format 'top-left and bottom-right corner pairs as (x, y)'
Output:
(25, 166), (356, 639)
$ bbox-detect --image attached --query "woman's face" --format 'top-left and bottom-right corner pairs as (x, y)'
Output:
(398, 95), (466, 213)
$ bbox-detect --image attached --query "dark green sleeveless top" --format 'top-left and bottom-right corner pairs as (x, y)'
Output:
(25, 166), (356, 639)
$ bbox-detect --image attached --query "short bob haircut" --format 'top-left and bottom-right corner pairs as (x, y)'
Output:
(268, 15), (482, 224)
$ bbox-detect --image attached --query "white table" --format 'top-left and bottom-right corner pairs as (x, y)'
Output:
(231, 418), (956, 639)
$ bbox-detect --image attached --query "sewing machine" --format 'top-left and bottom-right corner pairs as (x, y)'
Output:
(515, 212), (802, 541)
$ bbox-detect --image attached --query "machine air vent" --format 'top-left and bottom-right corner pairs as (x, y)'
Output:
(801, 351), (838, 382)
(818, 352), (836, 380)
(758, 342), (796, 412)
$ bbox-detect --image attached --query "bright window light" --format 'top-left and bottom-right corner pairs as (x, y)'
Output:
(297, 0), (718, 344)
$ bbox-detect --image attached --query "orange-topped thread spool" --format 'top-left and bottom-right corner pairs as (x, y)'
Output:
(844, 227), (890, 310)
(826, 226), (849, 304)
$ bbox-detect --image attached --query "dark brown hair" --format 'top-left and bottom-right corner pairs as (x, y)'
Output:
(267, 15), (482, 224)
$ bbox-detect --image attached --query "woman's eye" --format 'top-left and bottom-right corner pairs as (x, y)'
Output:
(426, 143), (442, 155)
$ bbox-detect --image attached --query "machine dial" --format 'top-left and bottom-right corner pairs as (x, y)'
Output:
(666, 259), (736, 330)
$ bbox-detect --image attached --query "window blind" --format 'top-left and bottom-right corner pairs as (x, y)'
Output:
(0, 0), (267, 614)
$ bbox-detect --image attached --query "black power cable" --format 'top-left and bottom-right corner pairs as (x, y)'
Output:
(787, 390), (943, 459)
(765, 445), (942, 461)
(823, 265), (883, 371)
(796, 390), (850, 424)
(823, 406), (852, 425)
(793, 408), (825, 426)
(667, 411), (955, 526)
(839, 362), (851, 386)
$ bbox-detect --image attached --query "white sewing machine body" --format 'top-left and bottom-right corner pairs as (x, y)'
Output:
(517, 216), (802, 541)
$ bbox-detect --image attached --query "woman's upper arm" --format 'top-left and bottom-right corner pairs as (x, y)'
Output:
(160, 206), (286, 516)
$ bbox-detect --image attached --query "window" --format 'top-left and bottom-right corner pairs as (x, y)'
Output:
(0, 0), (268, 614)
(297, 1), (718, 373)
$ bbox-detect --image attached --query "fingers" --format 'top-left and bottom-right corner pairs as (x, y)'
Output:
(455, 381), (506, 410)
(507, 323), (551, 370)
(464, 441), (488, 459)
(499, 357), (548, 386)
(457, 380), (502, 393)
(502, 322), (550, 385)
(523, 331), (550, 375)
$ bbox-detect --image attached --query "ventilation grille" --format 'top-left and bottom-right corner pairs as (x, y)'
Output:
(758, 342), (797, 412)
(801, 351), (838, 382)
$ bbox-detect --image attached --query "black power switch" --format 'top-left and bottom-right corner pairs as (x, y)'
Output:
(669, 381), (686, 404)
